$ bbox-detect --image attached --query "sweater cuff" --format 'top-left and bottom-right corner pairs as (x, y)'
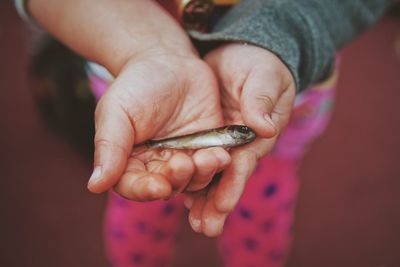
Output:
(189, 0), (335, 92)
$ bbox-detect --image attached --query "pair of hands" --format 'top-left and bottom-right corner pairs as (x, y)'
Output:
(87, 42), (296, 237)
(27, 0), (295, 237)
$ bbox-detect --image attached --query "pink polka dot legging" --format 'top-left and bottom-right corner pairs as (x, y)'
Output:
(89, 65), (336, 267)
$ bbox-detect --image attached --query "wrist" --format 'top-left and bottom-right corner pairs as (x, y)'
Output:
(28, 0), (198, 76)
(106, 34), (198, 76)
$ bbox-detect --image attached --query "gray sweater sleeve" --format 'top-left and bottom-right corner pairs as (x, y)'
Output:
(190, 0), (399, 91)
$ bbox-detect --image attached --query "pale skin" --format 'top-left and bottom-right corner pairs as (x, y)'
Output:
(185, 43), (296, 236)
(28, 0), (295, 236)
(29, 0), (232, 201)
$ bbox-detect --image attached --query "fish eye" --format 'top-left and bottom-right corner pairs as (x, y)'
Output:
(236, 126), (249, 133)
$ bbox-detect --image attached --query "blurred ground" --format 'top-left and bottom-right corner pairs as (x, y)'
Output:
(1, 1), (400, 267)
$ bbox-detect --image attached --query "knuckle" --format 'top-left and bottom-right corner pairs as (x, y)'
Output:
(256, 94), (275, 110)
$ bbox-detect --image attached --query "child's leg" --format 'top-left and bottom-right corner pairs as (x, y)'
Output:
(218, 76), (337, 267)
(104, 192), (185, 267)
(218, 156), (298, 267)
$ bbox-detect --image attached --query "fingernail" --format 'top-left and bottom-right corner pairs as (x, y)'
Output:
(264, 114), (277, 134)
(190, 216), (201, 232)
(184, 196), (194, 209)
(204, 217), (224, 236)
(88, 166), (102, 186)
(264, 114), (275, 127)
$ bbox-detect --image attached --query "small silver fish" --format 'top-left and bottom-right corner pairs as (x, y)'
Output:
(138, 125), (256, 150)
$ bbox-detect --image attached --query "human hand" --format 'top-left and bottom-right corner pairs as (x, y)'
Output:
(184, 43), (296, 236)
(28, 0), (233, 214)
(87, 51), (231, 201)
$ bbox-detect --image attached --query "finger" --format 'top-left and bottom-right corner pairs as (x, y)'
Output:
(270, 83), (296, 131)
(241, 65), (288, 138)
(200, 185), (228, 237)
(88, 94), (135, 193)
(213, 138), (276, 213)
(188, 193), (207, 233)
(213, 148), (258, 213)
(158, 152), (195, 194)
(113, 158), (173, 201)
(186, 147), (231, 192)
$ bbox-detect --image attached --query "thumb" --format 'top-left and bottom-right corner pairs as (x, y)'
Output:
(87, 95), (135, 193)
(240, 70), (283, 138)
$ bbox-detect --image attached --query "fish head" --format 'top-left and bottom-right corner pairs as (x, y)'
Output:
(227, 125), (257, 144)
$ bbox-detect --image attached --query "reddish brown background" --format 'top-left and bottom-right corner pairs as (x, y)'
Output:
(1, 1), (399, 266)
